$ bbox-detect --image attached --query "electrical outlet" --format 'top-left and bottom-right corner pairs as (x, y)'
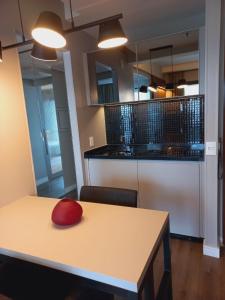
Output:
(89, 136), (94, 147)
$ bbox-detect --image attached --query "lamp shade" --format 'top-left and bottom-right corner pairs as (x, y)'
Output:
(0, 41), (2, 62)
(165, 82), (175, 90)
(177, 79), (188, 89)
(32, 11), (66, 49)
(31, 42), (57, 61)
(98, 19), (128, 49)
(139, 85), (148, 93)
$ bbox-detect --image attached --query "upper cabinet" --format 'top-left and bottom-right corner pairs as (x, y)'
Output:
(84, 30), (200, 105)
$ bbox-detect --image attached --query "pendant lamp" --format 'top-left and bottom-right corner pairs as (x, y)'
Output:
(31, 42), (57, 61)
(98, 19), (128, 49)
(139, 85), (148, 93)
(0, 41), (2, 62)
(32, 11), (66, 49)
(177, 78), (188, 89)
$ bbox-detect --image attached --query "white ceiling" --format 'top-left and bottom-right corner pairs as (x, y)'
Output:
(61, 0), (205, 42)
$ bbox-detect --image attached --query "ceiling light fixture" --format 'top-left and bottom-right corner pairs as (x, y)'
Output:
(139, 85), (148, 93)
(2, 11), (125, 54)
(31, 42), (57, 61)
(148, 83), (157, 93)
(31, 11), (66, 49)
(98, 19), (128, 49)
(0, 41), (2, 62)
(177, 78), (188, 89)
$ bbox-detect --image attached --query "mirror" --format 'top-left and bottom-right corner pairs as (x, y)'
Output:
(85, 30), (199, 105)
(19, 49), (77, 198)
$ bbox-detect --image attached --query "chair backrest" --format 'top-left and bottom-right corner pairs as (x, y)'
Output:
(79, 186), (137, 208)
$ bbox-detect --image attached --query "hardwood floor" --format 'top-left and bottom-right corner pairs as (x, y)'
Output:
(170, 238), (225, 300)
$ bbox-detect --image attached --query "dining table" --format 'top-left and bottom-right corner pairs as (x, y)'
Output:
(0, 196), (172, 300)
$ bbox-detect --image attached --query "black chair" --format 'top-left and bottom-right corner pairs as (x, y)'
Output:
(80, 185), (138, 208)
(77, 185), (138, 300)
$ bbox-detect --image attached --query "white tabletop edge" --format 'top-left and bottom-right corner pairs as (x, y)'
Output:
(0, 247), (138, 292)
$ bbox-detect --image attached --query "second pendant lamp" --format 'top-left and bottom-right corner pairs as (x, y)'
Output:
(98, 19), (128, 49)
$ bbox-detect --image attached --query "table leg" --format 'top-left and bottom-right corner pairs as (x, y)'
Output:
(144, 262), (155, 300)
(127, 291), (142, 300)
(163, 222), (173, 300)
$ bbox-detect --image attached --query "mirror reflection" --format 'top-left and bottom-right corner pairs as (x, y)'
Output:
(85, 29), (199, 105)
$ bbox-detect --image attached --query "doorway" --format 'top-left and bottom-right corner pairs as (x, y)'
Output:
(19, 51), (77, 199)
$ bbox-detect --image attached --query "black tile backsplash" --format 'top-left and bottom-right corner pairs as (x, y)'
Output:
(104, 96), (204, 145)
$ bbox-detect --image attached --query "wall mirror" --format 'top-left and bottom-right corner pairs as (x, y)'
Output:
(84, 29), (199, 105)
(19, 49), (77, 198)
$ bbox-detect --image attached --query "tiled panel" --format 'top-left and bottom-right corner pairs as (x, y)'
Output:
(104, 96), (204, 145)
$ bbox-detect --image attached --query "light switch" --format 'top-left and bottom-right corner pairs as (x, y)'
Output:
(205, 141), (217, 156)
(89, 136), (94, 147)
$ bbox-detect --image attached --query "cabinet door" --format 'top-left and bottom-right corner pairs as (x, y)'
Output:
(88, 159), (138, 190)
(138, 161), (200, 237)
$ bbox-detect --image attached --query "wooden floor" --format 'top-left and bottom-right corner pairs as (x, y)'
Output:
(171, 238), (225, 300)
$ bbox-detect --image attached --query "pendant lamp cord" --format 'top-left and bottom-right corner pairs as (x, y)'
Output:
(69, 0), (75, 29)
(17, 0), (25, 42)
(149, 49), (153, 85)
(170, 45), (174, 95)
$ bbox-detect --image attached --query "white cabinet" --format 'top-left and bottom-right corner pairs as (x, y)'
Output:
(85, 158), (201, 237)
(87, 159), (138, 190)
(138, 161), (200, 237)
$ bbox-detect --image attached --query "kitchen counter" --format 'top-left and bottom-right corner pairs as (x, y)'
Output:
(84, 144), (204, 161)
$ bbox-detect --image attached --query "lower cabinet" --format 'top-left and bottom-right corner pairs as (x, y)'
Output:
(87, 159), (138, 190)
(138, 161), (200, 237)
(85, 159), (201, 237)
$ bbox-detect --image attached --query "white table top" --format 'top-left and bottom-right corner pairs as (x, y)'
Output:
(0, 196), (168, 292)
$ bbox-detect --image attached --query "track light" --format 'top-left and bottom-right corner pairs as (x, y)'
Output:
(177, 79), (188, 89)
(32, 11), (66, 49)
(98, 19), (128, 49)
(0, 41), (2, 62)
(31, 42), (57, 61)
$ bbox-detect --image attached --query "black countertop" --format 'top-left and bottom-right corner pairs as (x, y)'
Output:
(84, 144), (204, 161)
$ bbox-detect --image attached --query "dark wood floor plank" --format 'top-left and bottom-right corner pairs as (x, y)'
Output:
(170, 239), (225, 300)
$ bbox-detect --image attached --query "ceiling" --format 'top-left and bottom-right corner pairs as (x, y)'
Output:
(61, 0), (205, 42)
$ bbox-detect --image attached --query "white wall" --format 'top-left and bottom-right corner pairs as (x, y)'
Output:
(67, 32), (107, 154)
(52, 69), (77, 190)
(0, 49), (36, 206)
(203, 0), (222, 257)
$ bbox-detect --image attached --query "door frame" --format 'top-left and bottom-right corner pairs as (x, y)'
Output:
(63, 51), (84, 195)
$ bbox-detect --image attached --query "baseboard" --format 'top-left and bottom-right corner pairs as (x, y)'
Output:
(170, 233), (203, 243)
(36, 177), (48, 186)
(203, 242), (220, 258)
